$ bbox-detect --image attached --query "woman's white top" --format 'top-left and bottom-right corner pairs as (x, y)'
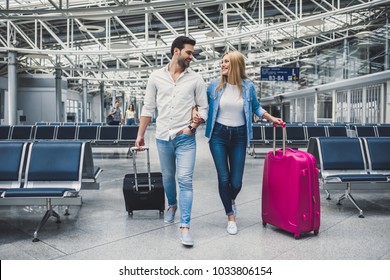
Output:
(126, 110), (136, 119)
(216, 83), (245, 127)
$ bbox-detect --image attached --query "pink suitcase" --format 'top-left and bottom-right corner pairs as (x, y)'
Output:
(261, 124), (320, 239)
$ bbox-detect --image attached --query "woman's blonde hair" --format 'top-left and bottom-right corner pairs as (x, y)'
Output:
(215, 51), (248, 96)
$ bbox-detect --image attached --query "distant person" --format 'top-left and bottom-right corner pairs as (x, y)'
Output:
(125, 104), (137, 125)
(109, 100), (122, 125)
(135, 36), (208, 247)
(205, 51), (283, 235)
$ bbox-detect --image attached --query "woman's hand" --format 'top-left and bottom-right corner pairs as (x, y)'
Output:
(270, 116), (284, 126)
(192, 112), (203, 126)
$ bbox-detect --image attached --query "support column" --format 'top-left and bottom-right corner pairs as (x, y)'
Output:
(343, 38), (349, 79)
(55, 68), (63, 122)
(385, 16), (389, 70)
(112, 90), (116, 108)
(100, 82), (104, 122)
(8, 51), (17, 125)
(82, 79), (88, 122)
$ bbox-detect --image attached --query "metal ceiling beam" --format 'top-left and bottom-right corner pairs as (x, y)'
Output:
(0, 0), (252, 19)
(0, 0), (389, 91)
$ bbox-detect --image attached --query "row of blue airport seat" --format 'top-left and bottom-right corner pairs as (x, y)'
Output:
(35, 122), (105, 126)
(249, 124), (349, 157)
(255, 122), (390, 129)
(0, 140), (102, 242)
(256, 121), (350, 126)
(249, 124), (390, 157)
(0, 125), (139, 146)
(307, 137), (390, 218)
(351, 125), (390, 137)
(255, 121), (374, 127)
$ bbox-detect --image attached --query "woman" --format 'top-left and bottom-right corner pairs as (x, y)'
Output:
(125, 103), (137, 125)
(205, 51), (283, 235)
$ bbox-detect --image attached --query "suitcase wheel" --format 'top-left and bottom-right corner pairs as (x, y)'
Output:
(294, 233), (300, 240)
(262, 222), (267, 227)
(159, 210), (164, 216)
(314, 230), (319, 235)
(128, 211), (133, 216)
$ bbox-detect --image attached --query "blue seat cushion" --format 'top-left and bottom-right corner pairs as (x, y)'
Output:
(28, 142), (82, 181)
(319, 138), (365, 170)
(2, 188), (77, 197)
(0, 142), (25, 181)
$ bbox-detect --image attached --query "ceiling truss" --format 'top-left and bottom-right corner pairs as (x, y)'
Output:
(1, 0), (389, 97)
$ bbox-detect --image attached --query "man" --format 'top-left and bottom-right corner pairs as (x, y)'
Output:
(109, 100), (122, 125)
(135, 36), (208, 247)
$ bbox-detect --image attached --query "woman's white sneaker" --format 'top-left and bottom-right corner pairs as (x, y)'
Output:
(227, 221), (238, 235)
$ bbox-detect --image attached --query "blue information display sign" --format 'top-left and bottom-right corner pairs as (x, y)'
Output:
(260, 67), (300, 81)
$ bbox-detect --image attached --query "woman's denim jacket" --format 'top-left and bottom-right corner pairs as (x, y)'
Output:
(205, 78), (267, 146)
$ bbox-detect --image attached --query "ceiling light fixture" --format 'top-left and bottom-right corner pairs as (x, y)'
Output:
(355, 30), (375, 39)
(128, 60), (145, 66)
(205, 31), (221, 38)
(110, 43), (131, 49)
(79, 25), (105, 33)
(24, 54), (51, 59)
(300, 19), (324, 27)
(199, 50), (220, 57)
(220, 8), (246, 16)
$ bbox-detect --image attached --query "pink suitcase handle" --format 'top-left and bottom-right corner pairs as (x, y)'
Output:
(272, 122), (286, 156)
(273, 122), (286, 128)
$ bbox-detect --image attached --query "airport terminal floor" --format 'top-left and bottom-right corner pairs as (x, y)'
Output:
(1, 125), (390, 260)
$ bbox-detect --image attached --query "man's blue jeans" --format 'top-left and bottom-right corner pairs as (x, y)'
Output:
(209, 122), (247, 216)
(156, 133), (196, 228)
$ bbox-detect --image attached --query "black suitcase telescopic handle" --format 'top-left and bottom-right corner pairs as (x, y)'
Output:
(130, 146), (152, 191)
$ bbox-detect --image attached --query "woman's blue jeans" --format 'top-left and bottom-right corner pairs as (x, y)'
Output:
(127, 118), (135, 125)
(209, 122), (247, 216)
(156, 133), (196, 228)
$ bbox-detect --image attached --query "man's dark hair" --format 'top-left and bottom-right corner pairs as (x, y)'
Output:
(170, 36), (196, 56)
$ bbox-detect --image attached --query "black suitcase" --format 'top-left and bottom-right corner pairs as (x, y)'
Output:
(123, 146), (165, 216)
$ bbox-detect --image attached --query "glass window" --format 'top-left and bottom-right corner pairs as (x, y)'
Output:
(317, 92), (332, 122)
(306, 96), (315, 122)
(296, 98), (305, 122)
(365, 84), (381, 124)
(66, 99), (81, 122)
(335, 90), (348, 123)
(351, 88), (363, 123)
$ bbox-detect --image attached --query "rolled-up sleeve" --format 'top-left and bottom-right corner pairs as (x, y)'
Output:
(195, 76), (208, 122)
(141, 73), (157, 117)
(251, 85), (267, 118)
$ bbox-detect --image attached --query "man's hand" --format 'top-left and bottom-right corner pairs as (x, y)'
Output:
(135, 136), (145, 148)
(192, 112), (203, 127)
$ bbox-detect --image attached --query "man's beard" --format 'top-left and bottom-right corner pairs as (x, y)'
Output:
(178, 56), (191, 69)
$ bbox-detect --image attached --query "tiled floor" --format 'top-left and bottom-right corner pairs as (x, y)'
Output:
(1, 126), (390, 260)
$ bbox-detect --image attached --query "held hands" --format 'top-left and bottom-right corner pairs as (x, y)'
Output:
(192, 112), (203, 125)
(191, 106), (203, 126)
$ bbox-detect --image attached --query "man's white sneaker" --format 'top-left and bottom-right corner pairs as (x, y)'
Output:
(164, 208), (176, 223)
(181, 231), (194, 247)
(227, 221), (238, 235)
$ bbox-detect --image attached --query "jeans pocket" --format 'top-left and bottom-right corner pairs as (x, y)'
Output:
(212, 123), (224, 135)
(237, 126), (247, 137)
